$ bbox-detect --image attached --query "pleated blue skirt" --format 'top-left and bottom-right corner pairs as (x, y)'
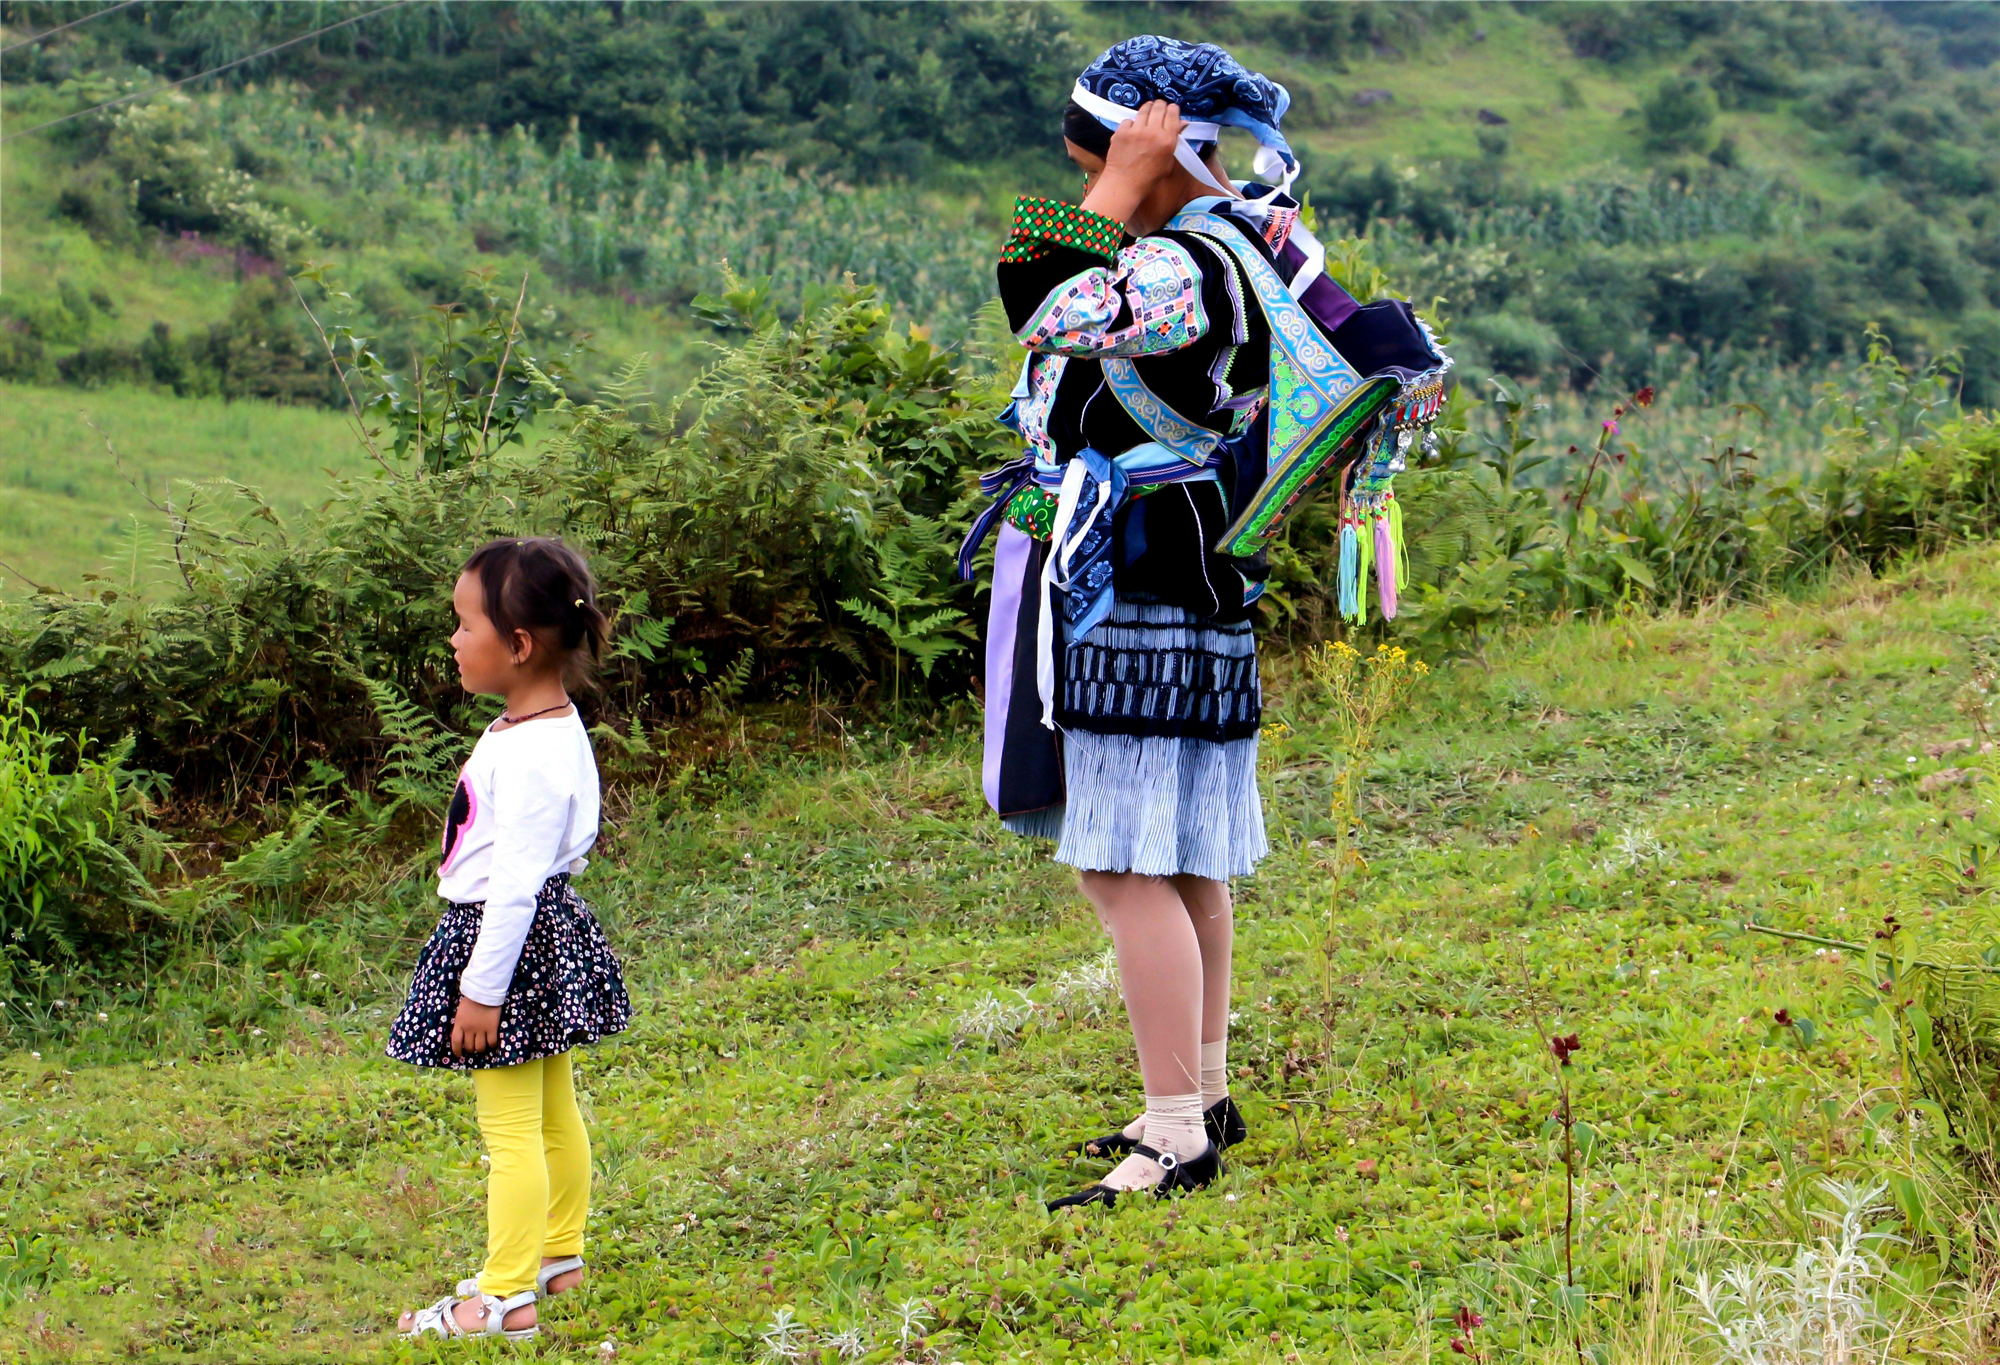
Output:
(1003, 600), (1268, 881)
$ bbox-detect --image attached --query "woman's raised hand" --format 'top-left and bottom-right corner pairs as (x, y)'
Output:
(1080, 100), (1187, 230)
(1102, 100), (1188, 187)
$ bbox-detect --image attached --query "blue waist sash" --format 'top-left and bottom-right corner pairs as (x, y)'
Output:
(955, 439), (1218, 583)
(957, 344), (1223, 575)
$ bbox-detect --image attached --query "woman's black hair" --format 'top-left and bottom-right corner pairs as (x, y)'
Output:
(1061, 99), (1215, 163)
(461, 536), (610, 686)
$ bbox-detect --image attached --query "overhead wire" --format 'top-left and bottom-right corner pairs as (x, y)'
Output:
(1, 0), (415, 142)
(0, 0), (144, 56)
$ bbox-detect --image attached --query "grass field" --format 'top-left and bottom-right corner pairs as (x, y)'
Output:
(5, 541), (1998, 1363)
(0, 383), (369, 592)
(1163, 5), (1876, 205)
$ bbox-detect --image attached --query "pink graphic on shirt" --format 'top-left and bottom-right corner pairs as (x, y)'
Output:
(439, 776), (477, 874)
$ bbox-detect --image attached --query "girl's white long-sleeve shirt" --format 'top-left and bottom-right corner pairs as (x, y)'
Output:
(436, 709), (600, 1006)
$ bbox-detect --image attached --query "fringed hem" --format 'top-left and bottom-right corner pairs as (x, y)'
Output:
(1006, 729), (1266, 881)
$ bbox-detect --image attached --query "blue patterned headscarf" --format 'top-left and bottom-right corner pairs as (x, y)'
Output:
(1072, 36), (1297, 187)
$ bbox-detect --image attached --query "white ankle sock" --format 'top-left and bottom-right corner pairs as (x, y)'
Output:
(1142, 1091), (1206, 1159)
(1200, 1040), (1228, 1107)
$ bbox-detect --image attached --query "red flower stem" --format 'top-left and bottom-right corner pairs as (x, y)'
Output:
(1564, 428), (1613, 550)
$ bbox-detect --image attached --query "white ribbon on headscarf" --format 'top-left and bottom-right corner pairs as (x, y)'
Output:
(1069, 82), (1303, 196)
(1251, 144), (1301, 193)
(1068, 82), (1238, 200)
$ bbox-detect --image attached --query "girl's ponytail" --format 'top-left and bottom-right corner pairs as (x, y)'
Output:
(566, 586), (611, 669)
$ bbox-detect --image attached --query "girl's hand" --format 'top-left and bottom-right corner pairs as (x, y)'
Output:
(1081, 100), (1188, 228)
(451, 998), (502, 1056)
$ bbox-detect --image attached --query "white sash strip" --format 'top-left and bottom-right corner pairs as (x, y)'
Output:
(1037, 457), (1092, 729)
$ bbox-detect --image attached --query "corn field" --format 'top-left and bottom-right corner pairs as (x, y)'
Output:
(209, 86), (997, 328)
(1462, 346), (1842, 486)
(1399, 173), (1811, 251)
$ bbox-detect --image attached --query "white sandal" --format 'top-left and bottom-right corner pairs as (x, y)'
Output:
(454, 1258), (584, 1300)
(400, 1287), (538, 1342)
(537, 1256), (585, 1296)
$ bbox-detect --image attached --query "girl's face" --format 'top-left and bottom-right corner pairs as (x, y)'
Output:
(450, 571), (530, 696)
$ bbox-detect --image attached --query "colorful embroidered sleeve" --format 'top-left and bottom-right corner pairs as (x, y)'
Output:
(999, 195), (1125, 264)
(1013, 237), (1212, 358)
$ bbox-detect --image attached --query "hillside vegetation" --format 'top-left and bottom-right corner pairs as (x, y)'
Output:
(10, 1), (2000, 402)
(0, 383), (366, 592)
(0, 239), (1993, 1363)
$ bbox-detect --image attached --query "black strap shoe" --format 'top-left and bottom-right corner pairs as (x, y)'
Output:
(1047, 1142), (1223, 1211)
(1074, 1098), (1245, 1162)
(1205, 1095), (1247, 1150)
(1071, 1127), (1141, 1161)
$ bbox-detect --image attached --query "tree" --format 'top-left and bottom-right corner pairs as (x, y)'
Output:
(1641, 76), (1719, 155)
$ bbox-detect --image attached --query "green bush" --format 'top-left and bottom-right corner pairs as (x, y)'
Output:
(1955, 311), (2000, 408)
(1642, 77), (1721, 156)
(76, 89), (315, 261)
(0, 273), (1009, 801)
(53, 162), (139, 244)
(0, 692), (157, 978)
(1454, 311), (1565, 378)
(56, 277), (330, 405)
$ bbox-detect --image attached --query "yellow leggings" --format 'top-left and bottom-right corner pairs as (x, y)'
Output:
(471, 1052), (591, 1297)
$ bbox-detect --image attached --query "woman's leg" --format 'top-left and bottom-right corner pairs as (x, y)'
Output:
(1080, 869), (1207, 1190)
(540, 1051), (591, 1293)
(1170, 874), (1234, 1107)
(1104, 875), (1234, 1143)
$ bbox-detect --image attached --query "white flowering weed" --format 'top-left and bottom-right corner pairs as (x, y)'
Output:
(1689, 1179), (1899, 1365)
(1047, 947), (1120, 1019)
(949, 990), (1038, 1049)
(1602, 824), (1671, 873)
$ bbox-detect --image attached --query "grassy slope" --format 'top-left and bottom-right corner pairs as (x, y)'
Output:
(0, 383), (368, 591)
(0, 132), (243, 345)
(0, 126), (695, 593)
(0, 92), (706, 364)
(1065, 3), (1878, 201)
(6, 544), (1999, 1362)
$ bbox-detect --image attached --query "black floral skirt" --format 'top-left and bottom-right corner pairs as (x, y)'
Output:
(385, 873), (631, 1071)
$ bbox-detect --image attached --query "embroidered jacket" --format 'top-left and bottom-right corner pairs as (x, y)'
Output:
(994, 196), (1306, 622)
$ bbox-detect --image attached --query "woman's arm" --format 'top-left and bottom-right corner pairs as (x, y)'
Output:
(998, 230), (1213, 359)
(997, 101), (1214, 359)
(1078, 99), (1187, 228)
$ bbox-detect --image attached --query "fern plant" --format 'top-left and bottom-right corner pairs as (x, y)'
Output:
(838, 515), (970, 706)
(353, 670), (463, 817)
(220, 804), (329, 895)
(0, 691), (157, 977)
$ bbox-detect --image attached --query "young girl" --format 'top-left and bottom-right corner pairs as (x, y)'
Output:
(389, 537), (631, 1341)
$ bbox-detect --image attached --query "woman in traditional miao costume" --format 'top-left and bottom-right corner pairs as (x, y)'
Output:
(962, 36), (1449, 1209)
